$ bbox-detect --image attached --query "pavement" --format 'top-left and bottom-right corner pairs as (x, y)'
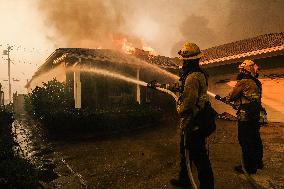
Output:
(35, 118), (284, 189)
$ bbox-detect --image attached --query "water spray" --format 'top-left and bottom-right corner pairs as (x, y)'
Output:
(206, 91), (217, 98)
(70, 66), (148, 87)
(69, 65), (221, 103)
(68, 66), (180, 102)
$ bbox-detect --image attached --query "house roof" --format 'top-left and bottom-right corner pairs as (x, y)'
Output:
(26, 32), (284, 88)
(26, 48), (146, 88)
(133, 32), (284, 69)
(200, 32), (284, 67)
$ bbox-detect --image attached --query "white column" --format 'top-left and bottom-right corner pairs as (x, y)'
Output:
(136, 69), (141, 104)
(74, 60), (81, 109)
(0, 83), (3, 105)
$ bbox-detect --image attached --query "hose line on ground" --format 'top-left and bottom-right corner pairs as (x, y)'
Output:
(184, 130), (199, 189)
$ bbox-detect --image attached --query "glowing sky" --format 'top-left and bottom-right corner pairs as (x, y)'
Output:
(0, 0), (54, 98)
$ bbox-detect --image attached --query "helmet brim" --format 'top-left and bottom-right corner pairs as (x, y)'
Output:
(178, 52), (204, 60)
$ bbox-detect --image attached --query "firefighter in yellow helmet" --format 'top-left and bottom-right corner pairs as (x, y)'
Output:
(149, 42), (214, 189)
(238, 59), (259, 78)
(220, 59), (263, 174)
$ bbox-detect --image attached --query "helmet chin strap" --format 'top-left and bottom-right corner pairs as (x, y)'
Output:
(239, 69), (259, 78)
(240, 67), (256, 75)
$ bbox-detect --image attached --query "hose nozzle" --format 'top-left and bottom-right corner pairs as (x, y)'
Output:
(147, 80), (159, 89)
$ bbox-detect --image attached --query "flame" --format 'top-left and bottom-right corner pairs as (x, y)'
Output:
(112, 34), (158, 56)
(121, 38), (135, 54)
(113, 36), (136, 54)
(142, 44), (158, 56)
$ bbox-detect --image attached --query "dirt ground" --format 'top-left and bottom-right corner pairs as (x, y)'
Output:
(39, 117), (284, 189)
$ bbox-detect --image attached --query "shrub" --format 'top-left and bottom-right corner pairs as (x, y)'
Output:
(0, 107), (14, 126)
(25, 79), (164, 134)
(24, 79), (73, 121)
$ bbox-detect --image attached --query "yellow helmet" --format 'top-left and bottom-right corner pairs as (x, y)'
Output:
(178, 42), (203, 60)
(238, 59), (255, 69)
(239, 59), (259, 76)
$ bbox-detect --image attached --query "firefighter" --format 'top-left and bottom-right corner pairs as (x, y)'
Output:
(218, 59), (263, 174)
(150, 42), (214, 189)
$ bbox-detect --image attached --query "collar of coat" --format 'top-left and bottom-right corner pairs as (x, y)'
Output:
(237, 73), (262, 91)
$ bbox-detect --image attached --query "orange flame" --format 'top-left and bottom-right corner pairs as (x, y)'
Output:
(142, 44), (158, 57)
(113, 36), (135, 54)
(112, 34), (158, 56)
(121, 38), (135, 54)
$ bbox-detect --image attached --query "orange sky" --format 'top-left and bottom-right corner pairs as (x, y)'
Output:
(0, 0), (54, 98)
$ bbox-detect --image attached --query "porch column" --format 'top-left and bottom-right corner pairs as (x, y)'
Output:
(136, 68), (141, 104)
(0, 83), (3, 105)
(74, 59), (81, 109)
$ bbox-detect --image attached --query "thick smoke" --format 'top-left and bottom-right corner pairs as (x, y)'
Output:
(171, 14), (218, 56)
(173, 0), (284, 55)
(38, 0), (284, 57)
(222, 0), (284, 43)
(38, 0), (136, 49)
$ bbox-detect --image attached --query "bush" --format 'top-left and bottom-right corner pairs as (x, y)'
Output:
(25, 79), (164, 134)
(0, 107), (14, 126)
(25, 79), (73, 122)
(43, 105), (164, 134)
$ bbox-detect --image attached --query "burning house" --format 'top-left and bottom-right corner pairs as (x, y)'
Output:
(25, 48), (177, 110)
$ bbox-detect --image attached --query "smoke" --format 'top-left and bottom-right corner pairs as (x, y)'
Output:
(222, 0), (284, 43)
(38, 0), (132, 49)
(37, 0), (192, 55)
(38, 0), (284, 57)
(171, 14), (218, 56)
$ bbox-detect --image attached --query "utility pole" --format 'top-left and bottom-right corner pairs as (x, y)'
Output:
(3, 45), (13, 102)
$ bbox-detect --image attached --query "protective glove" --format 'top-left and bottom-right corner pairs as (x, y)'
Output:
(147, 80), (161, 89)
(215, 95), (226, 102)
(215, 95), (222, 101)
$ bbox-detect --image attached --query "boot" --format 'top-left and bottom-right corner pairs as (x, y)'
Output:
(170, 178), (192, 188)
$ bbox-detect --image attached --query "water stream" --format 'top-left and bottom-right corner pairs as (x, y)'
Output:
(72, 66), (148, 86)
(70, 66), (179, 101)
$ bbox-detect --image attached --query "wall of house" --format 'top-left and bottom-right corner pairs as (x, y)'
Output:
(72, 60), (138, 109)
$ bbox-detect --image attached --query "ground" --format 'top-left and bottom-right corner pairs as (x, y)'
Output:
(14, 117), (284, 189)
